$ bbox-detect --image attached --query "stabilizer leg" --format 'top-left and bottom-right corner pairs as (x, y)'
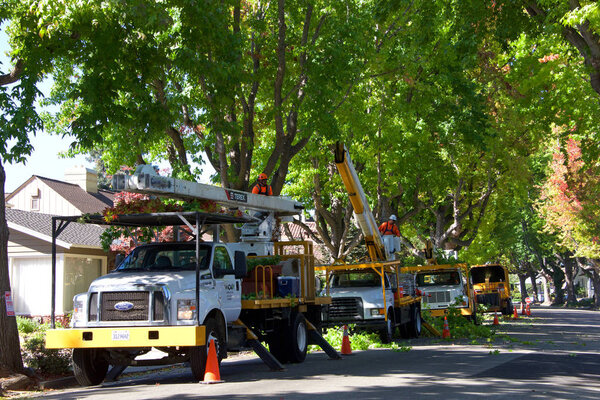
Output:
(306, 320), (342, 360)
(234, 319), (285, 371)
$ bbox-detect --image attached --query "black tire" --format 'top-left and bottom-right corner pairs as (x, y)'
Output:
(190, 317), (223, 380)
(72, 348), (109, 386)
(470, 310), (479, 325)
(503, 300), (513, 316)
(378, 309), (395, 344)
(267, 332), (289, 364)
(408, 305), (422, 338)
(399, 322), (410, 339)
(286, 312), (308, 363)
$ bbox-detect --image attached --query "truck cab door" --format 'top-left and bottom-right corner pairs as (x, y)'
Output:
(212, 246), (242, 322)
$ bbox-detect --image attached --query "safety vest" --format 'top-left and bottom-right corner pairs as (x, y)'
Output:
(380, 221), (398, 236)
(255, 184), (272, 195)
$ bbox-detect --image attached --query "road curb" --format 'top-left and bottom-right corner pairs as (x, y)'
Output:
(39, 375), (78, 390)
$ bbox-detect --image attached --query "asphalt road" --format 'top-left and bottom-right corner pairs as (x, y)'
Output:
(34, 307), (600, 400)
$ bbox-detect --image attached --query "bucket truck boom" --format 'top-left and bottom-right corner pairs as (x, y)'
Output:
(334, 142), (399, 261)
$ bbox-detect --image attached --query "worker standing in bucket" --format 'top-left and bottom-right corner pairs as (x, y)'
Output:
(379, 215), (400, 236)
(252, 173), (273, 196)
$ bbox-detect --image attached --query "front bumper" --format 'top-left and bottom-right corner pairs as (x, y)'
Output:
(45, 326), (206, 349)
(428, 308), (474, 317)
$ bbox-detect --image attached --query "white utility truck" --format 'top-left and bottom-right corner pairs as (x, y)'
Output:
(45, 167), (338, 386)
(403, 263), (477, 323)
(317, 143), (422, 342)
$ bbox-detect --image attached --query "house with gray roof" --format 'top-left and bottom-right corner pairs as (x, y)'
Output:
(5, 167), (114, 317)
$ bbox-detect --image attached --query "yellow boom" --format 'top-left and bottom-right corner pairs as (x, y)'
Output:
(334, 142), (386, 262)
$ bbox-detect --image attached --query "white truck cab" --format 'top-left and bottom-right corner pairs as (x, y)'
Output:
(410, 264), (477, 322)
(324, 271), (394, 326)
(71, 242), (244, 331)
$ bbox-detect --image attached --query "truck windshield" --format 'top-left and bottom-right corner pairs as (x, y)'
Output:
(417, 271), (460, 286)
(330, 272), (385, 288)
(115, 243), (211, 272)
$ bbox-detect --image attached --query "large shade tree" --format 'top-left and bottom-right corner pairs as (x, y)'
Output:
(0, 0), (52, 374)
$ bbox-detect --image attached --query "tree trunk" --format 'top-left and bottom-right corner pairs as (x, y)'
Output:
(552, 263), (566, 305)
(563, 255), (577, 304)
(540, 272), (552, 305)
(528, 269), (539, 303)
(592, 268), (600, 307)
(0, 160), (25, 374)
(518, 273), (529, 301)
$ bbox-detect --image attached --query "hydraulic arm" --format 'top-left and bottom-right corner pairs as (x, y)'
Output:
(334, 142), (387, 262)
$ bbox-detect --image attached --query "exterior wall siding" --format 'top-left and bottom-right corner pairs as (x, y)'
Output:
(7, 178), (81, 215)
(8, 230), (108, 316)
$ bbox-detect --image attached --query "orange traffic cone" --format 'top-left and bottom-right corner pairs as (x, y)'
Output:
(442, 316), (451, 338)
(493, 312), (499, 325)
(341, 325), (352, 355)
(513, 305), (519, 319)
(201, 338), (223, 384)
(526, 303), (531, 316)
(521, 302), (526, 315)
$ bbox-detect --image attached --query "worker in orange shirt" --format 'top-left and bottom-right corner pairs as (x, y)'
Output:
(252, 173), (273, 196)
(379, 215), (400, 236)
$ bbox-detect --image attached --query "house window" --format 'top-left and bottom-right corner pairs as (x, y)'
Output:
(30, 196), (40, 211)
(63, 257), (103, 313)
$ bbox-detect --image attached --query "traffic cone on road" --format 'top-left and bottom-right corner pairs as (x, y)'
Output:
(442, 316), (451, 338)
(341, 325), (352, 355)
(201, 338), (223, 384)
(521, 302), (526, 315)
(526, 303), (531, 316)
(513, 305), (519, 319)
(493, 312), (500, 325)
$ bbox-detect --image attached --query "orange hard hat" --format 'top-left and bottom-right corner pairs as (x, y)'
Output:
(258, 173), (268, 180)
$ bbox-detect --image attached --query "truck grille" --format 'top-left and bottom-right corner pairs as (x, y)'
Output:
(153, 291), (165, 321)
(476, 293), (500, 306)
(328, 297), (362, 320)
(100, 291), (150, 321)
(423, 291), (451, 304)
(89, 292), (98, 321)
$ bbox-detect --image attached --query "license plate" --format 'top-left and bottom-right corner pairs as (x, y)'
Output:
(112, 330), (130, 341)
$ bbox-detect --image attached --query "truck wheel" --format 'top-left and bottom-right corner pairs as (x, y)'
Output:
(503, 300), (513, 316)
(287, 313), (308, 363)
(469, 311), (478, 325)
(72, 348), (109, 386)
(409, 305), (422, 338)
(190, 318), (223, 380)
(378, 310), (395, 344)
(267, 333), (289, 364)
(399, 322), (410, 339)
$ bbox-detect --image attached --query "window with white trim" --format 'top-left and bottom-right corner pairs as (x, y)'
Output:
(30, 196), (40, 211)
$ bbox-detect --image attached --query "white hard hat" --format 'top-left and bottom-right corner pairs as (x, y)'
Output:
(389, 215), (397, 221)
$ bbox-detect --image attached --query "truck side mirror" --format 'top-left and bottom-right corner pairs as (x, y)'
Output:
(234, 251), (247, 279)
(115, 254), (125, 269)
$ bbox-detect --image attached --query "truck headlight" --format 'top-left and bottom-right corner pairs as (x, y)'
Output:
(72, 296), (85, 325)
(370, 308), (384, 316)
(177, 299), (197, 320)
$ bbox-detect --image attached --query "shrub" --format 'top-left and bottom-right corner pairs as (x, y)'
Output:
(421, 304), (495, 340)
(309, 324), (401, 353)
(21, 332), (72, 375)
(17, 316), (42, 335)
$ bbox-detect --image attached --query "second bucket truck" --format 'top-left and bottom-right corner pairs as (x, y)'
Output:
(318, 143), (422, 342)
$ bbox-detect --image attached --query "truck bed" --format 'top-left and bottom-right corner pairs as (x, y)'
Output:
(241, 296), (331, 309)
